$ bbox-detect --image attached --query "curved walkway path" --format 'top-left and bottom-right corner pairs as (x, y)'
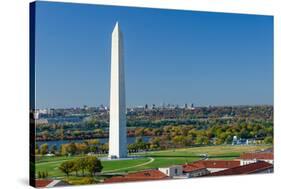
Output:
(102, 157), (155, 173)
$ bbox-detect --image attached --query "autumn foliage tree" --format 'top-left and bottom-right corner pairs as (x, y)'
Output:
(59, 161), (74, 177)
(85, 156), (103, 176)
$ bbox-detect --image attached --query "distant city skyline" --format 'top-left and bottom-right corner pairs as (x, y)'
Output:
(35, 103), (272, 110)
(35, 2), (273, 109)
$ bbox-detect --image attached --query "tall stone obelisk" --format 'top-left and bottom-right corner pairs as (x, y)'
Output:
(108, 22), (127, 159)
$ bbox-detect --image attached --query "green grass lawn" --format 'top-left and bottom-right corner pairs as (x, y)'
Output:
(102, 158), (151, 172)
(35, 144), (272, 181)
(36, 156), (151, 178)
(143, 145), (270, 158)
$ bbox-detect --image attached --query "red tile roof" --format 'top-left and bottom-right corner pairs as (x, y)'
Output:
(182, 163), (206, 173)
(182, 160), (240, 173)
(240, 152), (273, 160)
(201, 160), (240, 168)
(35, 179), (53, 188)
(104, 170), (168, 183)
(207, 161), (273, 176)
(195, 160), (240, 169)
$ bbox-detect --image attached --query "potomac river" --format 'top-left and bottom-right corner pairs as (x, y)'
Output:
(36, 136), (151, 148)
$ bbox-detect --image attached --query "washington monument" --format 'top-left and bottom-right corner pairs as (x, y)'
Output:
(108, 22), (127, 159)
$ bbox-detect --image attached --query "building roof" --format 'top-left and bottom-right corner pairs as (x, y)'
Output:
(104, 170), (168, 183)
(199, 160), (240, 169)
(207, 161), (273, 176)
(182, 163), (206, 173)
(35, 179), (54, 188)
(240, 152), (273, 160)
(35, 179), (69, 188)
(182, 160), (240, 173)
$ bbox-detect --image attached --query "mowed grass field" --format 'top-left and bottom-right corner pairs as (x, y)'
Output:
(35, 145), (271, 179)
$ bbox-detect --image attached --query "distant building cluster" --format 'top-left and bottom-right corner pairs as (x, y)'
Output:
(33, 103), (196, 118)
(32, 103), (197, 126)
(128, 103), (196, 112)
(231, 136), (264, 146)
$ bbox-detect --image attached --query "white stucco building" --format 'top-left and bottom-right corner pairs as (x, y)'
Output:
(159, 165), (183, 177)
(239, 152), (273, 165)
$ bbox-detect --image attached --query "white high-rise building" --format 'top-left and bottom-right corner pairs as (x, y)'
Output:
(108, 22), (127, 159)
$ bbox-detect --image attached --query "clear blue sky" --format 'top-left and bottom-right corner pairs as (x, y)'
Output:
(34, 1), (273, 108)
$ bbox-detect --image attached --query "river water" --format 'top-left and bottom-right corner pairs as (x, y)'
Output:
(36, 136), (151, 148)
